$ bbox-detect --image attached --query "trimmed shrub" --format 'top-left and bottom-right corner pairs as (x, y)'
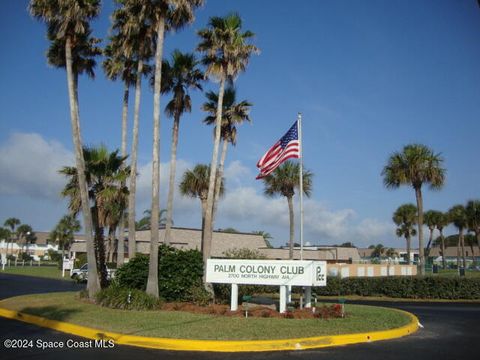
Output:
(315, 276), (480, 300)
(115, 245), (204, 302)
(115, 254), (149, 290)
(95, 284), (162, 310)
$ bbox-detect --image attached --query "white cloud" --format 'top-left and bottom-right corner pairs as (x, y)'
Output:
(0, 133), (73, 199)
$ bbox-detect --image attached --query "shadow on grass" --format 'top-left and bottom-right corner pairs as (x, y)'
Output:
(19, 306), (81, 322)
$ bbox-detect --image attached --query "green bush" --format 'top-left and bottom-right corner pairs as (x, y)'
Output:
(116, 254), (149, 290)
(315, 276), (480, 299)
(18, 253), (33, 261)
(95, 284), (162, 310)
(115, 245), (204, 302)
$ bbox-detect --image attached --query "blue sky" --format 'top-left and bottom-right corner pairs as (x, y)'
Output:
(1, 0), (479, 248)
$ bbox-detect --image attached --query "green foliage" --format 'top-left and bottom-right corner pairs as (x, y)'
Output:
(223, 248), (266, 259)
(115, 254), (149, 290)
(74, 253), (87, 268)
(95, 284), (162, 310)
(18, 253), (33, 261)
(315, 277), (480, 300)
(157, 245), (204, 301)
(116, 246), (204, 302)
(186, 283), (212, 306)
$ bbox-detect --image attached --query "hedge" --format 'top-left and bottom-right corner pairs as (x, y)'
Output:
(315, 276), (480, 300)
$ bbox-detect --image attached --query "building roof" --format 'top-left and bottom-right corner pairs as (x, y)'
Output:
(429, 246), (480, 257)
(70, 227), (267, 257)
(259, 247), (360, 261)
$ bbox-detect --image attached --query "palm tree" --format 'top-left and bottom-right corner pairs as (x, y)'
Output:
(436, 212), (450, 269)
(424, 210), (442, 258)
(371, 244), (386, 259)
(466, 200), (480, 252)
(29, 0), (101, 297)
(448, 205), (468, 269)
(4, 218), (20, 255)
(393, 203), (417, 265)
(161, 50), (204, 245)
(179, 164), (224, 240)
(135, 209), (168, 231)
(50, 215), (81, 259)
(110, 2), (155, 263)
(261, 161), (313, 260)
(385, 248), (398, 259)
(382, 144), (446, 275)
(203, 86), (252, 221)
(60, 145), (129, 288)
(103, 26), (150, 265)
(252, 230), (273, 248)
(17, 224), (34, 256)
(197, 13), (259, 271)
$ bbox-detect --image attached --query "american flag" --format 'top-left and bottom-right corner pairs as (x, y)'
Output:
(256, 121), (300, 179)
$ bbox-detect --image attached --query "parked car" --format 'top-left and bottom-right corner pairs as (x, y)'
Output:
(71, 263), (116, 282)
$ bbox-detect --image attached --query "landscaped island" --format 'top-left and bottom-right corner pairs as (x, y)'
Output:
(0, 292), (411, 340)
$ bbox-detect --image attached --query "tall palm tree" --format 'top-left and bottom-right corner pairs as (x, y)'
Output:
(4, 218), (20, 255)
(202, 86), (252, 221)
(466, 200), (480, 252)
(60, 145), (129, 288)
(252, 230), (273, 248)
(160, 50), (204, 245)
(436, 212), (450, 269)
(261, 161), (313, 260)
(103, 26), (150, 266)
(197, 13), (259, 271)
(135, 209), (168, 231)
(29, 0), (101, 297)
(382, 143), (446, 275)
(111, 1), (155, 263)
(17, 224), (35, 256)
(179, 164), (224, 239)
(393, 204), (417, 265)
(449, 204), (468, 269)
(50, 215), (81, 259)
(424, 210), (442, 258)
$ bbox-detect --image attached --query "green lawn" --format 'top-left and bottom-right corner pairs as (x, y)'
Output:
(1, 266), (72, 281)
(0, 292), (411, 340)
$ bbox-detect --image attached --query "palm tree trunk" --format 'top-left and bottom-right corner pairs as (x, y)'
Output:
(65, 36), (99, 297)
(425, 228), (434, 259)
(287, 196), (294, 260)
(127, 58), (144, 261)
(202, 74), (226, 281)
(440, 230), (446, 269)
(406, 235), (411, 265)
(212, 139), (228, 222)
(164, 113), (180, 245)
(117, 83), (129, 267)
(456, 231), (461, 268)
(415, 187), (425, 275)
(200, 199), (207, 253)
(146, 17), (165, 298)
(460, 228), (466, 269)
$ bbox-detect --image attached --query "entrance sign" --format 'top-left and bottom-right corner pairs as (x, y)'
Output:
(62, 258), (74, 277)
(206, 259), (327, 287)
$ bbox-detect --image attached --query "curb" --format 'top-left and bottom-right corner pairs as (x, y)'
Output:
(0, 306), (419, 352)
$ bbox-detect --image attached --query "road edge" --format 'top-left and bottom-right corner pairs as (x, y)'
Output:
(0, 306), (419, 352)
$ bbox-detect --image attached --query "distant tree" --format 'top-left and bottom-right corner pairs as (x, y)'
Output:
(339, 242), (356, 248)
(385, 248), (398, 258)
(17, 224), (35, 255)
(3, 218), (20, 255)
(224, 248), (265, 259)
(371, 244), (385, 258)
(393, 204), (417, 265)
(448, 204), (468, 269)
(252, 230), (273, 248)
(368, 244), (376, 249)
(262, 161), (313, 260)
(220, 227), (239, 233)
(465, 234), (477, 267)
(382, 143), (445, 275)
(466, 200), (480, 251)
(50, 215), (81, 258)
(424, 210), (443, 257)
(436, 212), (450, 269)
(135, 209), (168, 231)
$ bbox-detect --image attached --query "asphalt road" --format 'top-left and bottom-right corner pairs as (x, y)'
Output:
(1, 272), (479, 360)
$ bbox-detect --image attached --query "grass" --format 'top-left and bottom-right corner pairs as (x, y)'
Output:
(1, 266), (72, 281)
(0, 292), (411, 340)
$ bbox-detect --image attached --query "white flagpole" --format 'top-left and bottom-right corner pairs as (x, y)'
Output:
(298, 113), (304, 261)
